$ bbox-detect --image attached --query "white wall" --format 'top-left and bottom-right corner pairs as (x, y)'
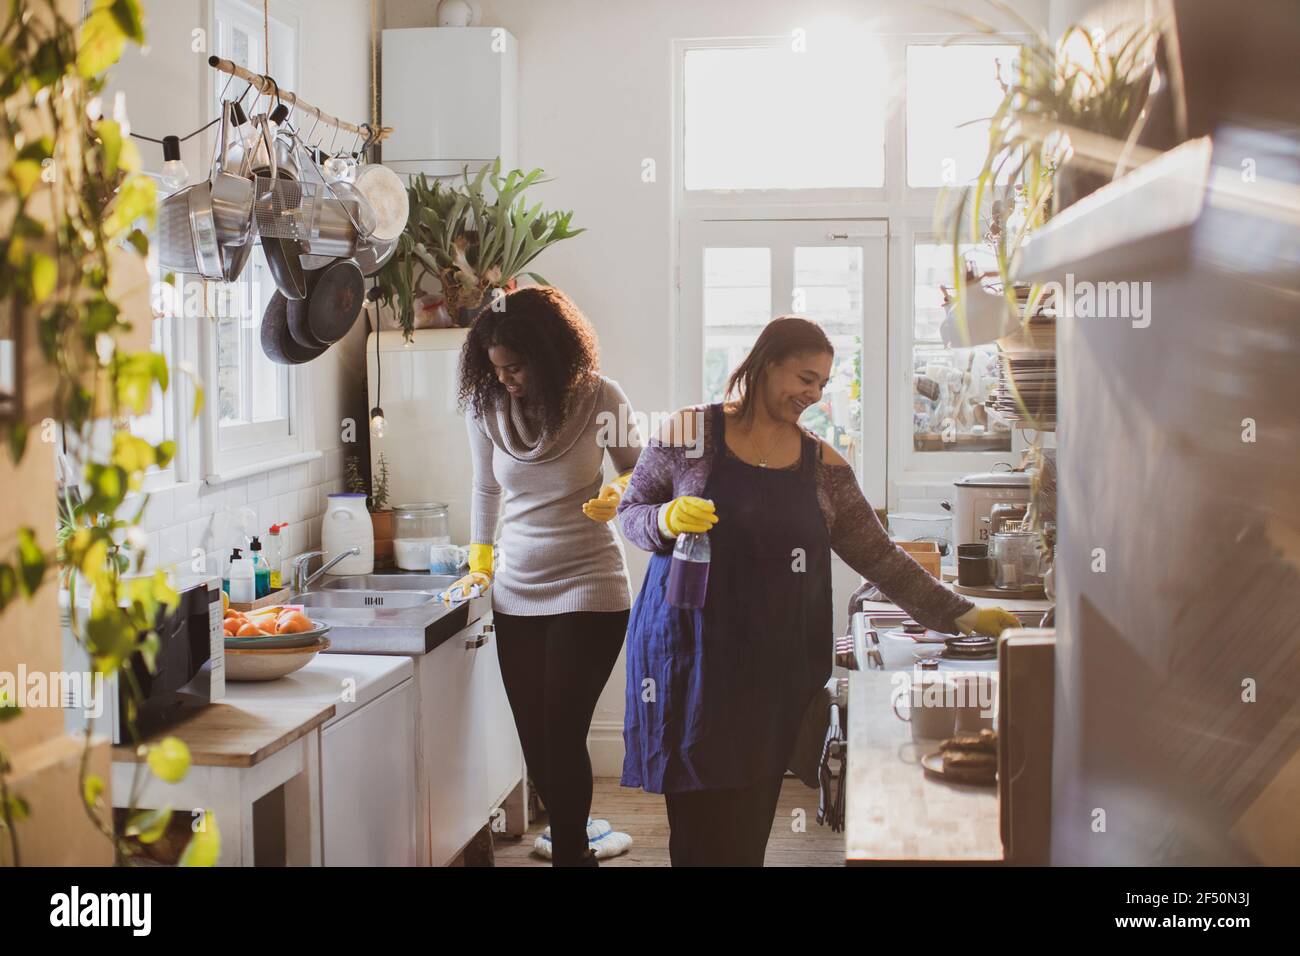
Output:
(382, 0), (1051, 774)
(107, 0), (372, 577)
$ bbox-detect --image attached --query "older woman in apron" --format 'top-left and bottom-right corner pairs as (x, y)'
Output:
(617, 317), (1018, 866)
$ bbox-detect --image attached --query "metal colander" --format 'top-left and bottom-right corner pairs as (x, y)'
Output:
(158, 188), (199, 275)
(253, 175), (318, 240)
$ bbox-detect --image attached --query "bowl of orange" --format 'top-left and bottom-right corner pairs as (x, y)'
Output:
(222, 605), (331, 681)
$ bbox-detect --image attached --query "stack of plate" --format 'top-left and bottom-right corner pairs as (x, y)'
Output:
(992, 307), (1057, 429)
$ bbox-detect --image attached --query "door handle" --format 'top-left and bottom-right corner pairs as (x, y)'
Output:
(465, 624), (493, 649)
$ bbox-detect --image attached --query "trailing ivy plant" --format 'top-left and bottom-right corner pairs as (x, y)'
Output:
(0, 0), (216, 866)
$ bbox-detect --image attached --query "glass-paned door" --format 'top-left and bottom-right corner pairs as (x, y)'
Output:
(679, 219), (888, 503)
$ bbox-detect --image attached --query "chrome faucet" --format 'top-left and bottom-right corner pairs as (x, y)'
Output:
(290, 547), (361, 592)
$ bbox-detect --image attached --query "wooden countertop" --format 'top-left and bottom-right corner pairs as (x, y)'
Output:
(845, 669), (1003, 864)
(112, 699), (335, 769)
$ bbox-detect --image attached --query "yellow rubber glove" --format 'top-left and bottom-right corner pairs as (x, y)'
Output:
(955, 606), (1021, 637)
(661, 496), (718, 536)
(443, 543), (494, 605)
(582, 471), (632, 523)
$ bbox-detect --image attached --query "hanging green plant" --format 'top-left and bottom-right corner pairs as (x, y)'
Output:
(0, 0), (212, 866)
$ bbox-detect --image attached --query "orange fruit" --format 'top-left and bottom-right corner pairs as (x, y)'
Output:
(276, 611), (312, 634)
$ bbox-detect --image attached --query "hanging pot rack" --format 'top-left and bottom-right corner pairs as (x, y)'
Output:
(206, 54), (392, 147)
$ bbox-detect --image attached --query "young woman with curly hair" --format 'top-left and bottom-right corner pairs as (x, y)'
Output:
(445, 285), (644, 866)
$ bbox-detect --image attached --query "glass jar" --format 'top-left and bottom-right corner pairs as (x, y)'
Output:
(392, 503), (450, 542)
(990, 530), (1041, 589)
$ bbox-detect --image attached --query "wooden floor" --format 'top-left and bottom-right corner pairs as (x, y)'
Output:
(492, 776), (845, 867)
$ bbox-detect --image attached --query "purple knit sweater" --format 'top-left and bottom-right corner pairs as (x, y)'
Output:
(616, 404), (975, 633)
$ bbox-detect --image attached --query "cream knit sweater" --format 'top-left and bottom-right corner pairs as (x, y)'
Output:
(467, 374), (643, 615)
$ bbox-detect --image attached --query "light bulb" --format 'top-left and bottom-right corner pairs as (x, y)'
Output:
(161, 135), (188, 190)
(369, 406), (387, 438)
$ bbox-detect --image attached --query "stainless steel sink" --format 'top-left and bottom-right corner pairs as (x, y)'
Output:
(319, 573), (461, 592)
(298, 590), (437, 609)
(292, 572), (486, 655)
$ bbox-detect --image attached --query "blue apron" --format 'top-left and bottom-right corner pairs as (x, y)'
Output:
(622, 403), (833, 793)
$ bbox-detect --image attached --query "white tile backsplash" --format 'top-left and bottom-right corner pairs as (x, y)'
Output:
(172, 482), (200, 524)
(132, 490), (170, 532)
(298, 486), (319, 520)
(246, 473), (269, 503)
(268, 466), (291, 495)
(199, 483), (223, 515)
(144, 453), (339, 583)
(224, 479), (247, 507)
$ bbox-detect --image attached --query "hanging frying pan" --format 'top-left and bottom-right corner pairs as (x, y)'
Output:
(301, 258), (365, 344)
(261, 291), (328, 365)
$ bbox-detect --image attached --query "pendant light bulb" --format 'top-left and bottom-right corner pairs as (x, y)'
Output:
(369, 406), (387, 438)
(161, 135), (188, 190)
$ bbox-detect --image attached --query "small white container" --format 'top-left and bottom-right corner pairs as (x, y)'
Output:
(321, 493), (375, 576)
(228, 550), (256, 604)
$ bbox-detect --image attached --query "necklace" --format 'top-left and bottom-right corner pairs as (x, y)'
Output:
(742, 420), (789, 468)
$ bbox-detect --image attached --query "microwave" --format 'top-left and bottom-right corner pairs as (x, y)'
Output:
(63, 577), (224, 744)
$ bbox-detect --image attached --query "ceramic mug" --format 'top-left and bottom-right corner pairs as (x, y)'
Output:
(893, 675), (961, 742)
(949, 671), (998, 733)
(429, 544), (469, 576)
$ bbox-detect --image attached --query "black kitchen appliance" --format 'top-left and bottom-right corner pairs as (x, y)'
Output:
(110, 580), (224, 744)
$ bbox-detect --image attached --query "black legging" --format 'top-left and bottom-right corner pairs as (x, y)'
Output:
(664, 775), (785, 866)
(493, 608), (628, 865)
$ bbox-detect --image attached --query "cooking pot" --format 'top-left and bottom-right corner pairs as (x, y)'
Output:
(943, 469), (1032, 547)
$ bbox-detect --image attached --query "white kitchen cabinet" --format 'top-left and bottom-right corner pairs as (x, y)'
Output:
(320, 679), (417, 866)
(222, 654), (418, 866)
(381, 26), (517, 178)
(417, 611), (523, 865)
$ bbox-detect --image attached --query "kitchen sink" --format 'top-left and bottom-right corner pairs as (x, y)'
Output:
(297, 590), (437, 609)
(318, 573), (461, 592)
(291, 571), (487, 655)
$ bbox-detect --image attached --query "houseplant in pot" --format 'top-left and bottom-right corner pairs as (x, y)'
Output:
(374, 159), (584, 339)
(346, 452), (394, 568)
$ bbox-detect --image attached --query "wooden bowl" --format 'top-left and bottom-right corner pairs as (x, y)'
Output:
(224, 637), (330, 682)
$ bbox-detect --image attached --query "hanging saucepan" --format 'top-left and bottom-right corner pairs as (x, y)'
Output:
(212, 100), (257, 282)
(157, 183), (222, 279)
(261, 290), (328, 365)
(252, 116), (309, 300)
(298, 239), (397, 277)
(353, 233), (398, 276)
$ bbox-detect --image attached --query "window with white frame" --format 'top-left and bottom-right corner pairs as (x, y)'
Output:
(127, 172), (179, 488)
(683, 40), (886, 192)
(676, 31), (1028, 496)
(205, 0), (305, 474)
(905, 44), (1020, 188)
(910, 238), (1009, 453)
